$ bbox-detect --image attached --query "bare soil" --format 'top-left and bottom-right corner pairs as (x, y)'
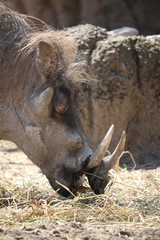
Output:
(0, 141), (159, 240)
(0, 223), (160, 240)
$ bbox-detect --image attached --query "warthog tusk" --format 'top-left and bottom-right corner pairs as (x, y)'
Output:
(104, 131), (126, 170)
(87, 125), (114, 169)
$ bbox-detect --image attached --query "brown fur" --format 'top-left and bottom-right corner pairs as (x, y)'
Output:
(0, 3), (88, 105)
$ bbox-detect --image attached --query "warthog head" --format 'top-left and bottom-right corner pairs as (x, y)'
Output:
(10, 40), (125, 197)
(0, 4), (126, 197)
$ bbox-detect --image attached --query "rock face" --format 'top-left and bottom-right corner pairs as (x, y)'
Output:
(63, 25), (160, 167)
(7, 0), (160, 35)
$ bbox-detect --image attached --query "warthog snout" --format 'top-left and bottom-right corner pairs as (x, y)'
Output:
(86, 125), (126, 194)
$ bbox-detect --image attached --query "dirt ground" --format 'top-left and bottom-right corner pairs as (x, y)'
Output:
(0, 141), (160, 240)
(0, 223), (160, 240)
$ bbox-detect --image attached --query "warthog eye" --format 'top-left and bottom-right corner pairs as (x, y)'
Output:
(53, 86), (70, 114)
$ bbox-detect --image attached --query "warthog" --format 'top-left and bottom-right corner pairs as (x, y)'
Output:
(0, 4), (125, 197)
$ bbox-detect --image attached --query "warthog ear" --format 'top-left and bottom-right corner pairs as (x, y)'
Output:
(34, 87), (53, 117)
(38, 41), (58, 78)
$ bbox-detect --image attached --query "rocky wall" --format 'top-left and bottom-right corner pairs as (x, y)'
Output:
(63, 25), (160, 167)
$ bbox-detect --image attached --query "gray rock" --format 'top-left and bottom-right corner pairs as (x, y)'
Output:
(108, 27), (139, 37)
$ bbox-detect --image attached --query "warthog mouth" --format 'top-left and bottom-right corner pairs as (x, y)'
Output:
(49, 171), (85, 198)
(49, 125), (126, 197)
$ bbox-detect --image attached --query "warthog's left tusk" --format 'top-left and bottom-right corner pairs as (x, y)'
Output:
(103, 131), (126, 170)
(87, 125), (114, 169)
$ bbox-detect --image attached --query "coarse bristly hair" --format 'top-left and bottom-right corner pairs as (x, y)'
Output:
(0, 3), (90, 105)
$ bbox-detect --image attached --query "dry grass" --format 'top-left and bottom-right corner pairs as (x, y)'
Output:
(0, 141), (159, 230)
